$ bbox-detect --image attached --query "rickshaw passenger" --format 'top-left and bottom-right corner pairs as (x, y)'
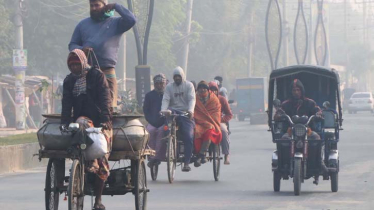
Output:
(209, 81), (233, 165)
(61, 49), (112, 210)
(275, 79), (328, 172)
(161, 67), (196, 172)
(194, 81), (222, 167)
(143, 74), (167, 168)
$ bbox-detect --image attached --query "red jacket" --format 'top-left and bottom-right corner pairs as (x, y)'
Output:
(218, 95), (233, 123)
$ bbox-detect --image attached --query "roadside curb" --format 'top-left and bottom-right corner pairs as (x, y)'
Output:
(0, 143), (47, 175)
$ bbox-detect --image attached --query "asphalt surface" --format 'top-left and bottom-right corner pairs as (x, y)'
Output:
(1, 113), (374, 210)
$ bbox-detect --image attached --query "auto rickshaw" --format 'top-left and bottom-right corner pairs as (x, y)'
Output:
(267, 65), (343, 195)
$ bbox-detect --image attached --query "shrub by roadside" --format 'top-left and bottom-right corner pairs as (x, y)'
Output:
(0, 133), (38, 146)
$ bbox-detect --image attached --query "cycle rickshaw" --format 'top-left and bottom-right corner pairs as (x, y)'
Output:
(149, 111), (221, 183)
(267, 65), (343, 195)
(38, 114), (154, 210)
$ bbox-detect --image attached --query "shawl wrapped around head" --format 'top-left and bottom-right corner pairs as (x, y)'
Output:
(194, 92), (222, 152)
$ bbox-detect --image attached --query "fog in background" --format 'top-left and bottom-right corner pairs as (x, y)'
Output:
(0, 0), (373, 126)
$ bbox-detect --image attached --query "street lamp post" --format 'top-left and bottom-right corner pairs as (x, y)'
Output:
(127, 0), (155, 107)
(265, 0), (283, 71)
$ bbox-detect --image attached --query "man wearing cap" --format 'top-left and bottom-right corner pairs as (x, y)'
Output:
(143, 74), (167, 167)
(61, 49), (112, 210)
(161, 67), (196, 172)
(69, 0), (136, 113)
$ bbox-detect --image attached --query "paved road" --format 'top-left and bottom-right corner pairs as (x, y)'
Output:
(1, 113), (374, 210)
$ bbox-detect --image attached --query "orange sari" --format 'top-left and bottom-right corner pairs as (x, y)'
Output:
(194, 92), (222, 153)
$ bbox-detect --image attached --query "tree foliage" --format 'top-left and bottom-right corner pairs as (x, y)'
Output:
(0, 0), (14, 74)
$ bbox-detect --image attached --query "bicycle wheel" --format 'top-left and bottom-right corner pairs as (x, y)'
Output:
(68, 160), (84, 210)
(134, 160), (147, 210)
(213, 144), (221, 181)
(45, 159), (63, 210)
(150, 163), (158, 181)
(167, 136), (177, 183)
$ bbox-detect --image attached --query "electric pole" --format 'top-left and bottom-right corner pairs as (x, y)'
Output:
(247, 13), (254, 77)
(13, 0), (26, 130)
(344, 0), (349, 87)
(181, 0), (193, 77)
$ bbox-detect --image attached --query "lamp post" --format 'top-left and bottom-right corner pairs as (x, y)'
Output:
(265, 0), (283, 71)
(127, 0), (155, 107)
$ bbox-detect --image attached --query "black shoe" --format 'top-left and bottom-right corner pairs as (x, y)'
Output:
(194, 158), (202, 167)
(182, 163), (191, 172)
(147, 159), (155, 168)
(154, 160), (161, 166)
(201, 155), (208, 164)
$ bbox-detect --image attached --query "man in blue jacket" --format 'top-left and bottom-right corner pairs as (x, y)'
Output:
(143, 74), (167, 167)
(69, 0), (136, 112)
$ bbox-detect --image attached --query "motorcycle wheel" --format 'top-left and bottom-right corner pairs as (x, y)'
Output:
(293, 158), (302, 196)
(273, 171), (281, 192)
(331, 172), (338, 192)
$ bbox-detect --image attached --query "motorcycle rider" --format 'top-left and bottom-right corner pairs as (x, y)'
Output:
(275, 79), (328, 176)
(61, 49), (112, 210)
(143, 74), (167, 168)
(209, 81), (233, 165)
(161, 67), (196, 172)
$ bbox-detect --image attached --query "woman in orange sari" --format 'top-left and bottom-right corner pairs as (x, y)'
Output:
(194, 81), (222, 167)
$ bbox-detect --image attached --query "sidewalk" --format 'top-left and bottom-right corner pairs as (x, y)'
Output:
(0, 128), (38, 138)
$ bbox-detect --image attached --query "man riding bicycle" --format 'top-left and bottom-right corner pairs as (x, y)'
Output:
(61, 49), (112, 210)
(161, 67), (196, 172)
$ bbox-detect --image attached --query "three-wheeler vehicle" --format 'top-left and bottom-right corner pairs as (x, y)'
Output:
(38, 114), (154, 210)
(267, 65), (343, 195)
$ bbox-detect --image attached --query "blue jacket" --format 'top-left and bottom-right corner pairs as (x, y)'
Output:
(143, 90), (165, 128)
(69, 4), (136, 68)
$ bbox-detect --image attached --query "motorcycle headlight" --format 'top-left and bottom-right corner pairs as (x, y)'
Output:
(294, 124), (307, 137)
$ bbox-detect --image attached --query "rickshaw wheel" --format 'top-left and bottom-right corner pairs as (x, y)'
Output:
(212, 144), (221, 181)
(273, 171), (281, 192)
(167, 136), (177, 184)
(68, 160), (84, 210)
(134, 160), (147, 210)
(293, 158), (302, 196)
(150, 164), (158, 181)
(45, 159), (62, 210)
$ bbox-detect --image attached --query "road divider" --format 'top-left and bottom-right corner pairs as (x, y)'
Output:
(0, 143), (47, 174)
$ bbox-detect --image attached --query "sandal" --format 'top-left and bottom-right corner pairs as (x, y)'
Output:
(93, 203), (106, 210)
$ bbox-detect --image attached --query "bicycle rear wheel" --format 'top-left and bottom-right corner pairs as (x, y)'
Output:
(212, 144), (221, 181)
(68, 160), (84, 210)
(134, 160), (147, 210)
(45, 159), (63, 210)
(167, 136), (177, 183)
